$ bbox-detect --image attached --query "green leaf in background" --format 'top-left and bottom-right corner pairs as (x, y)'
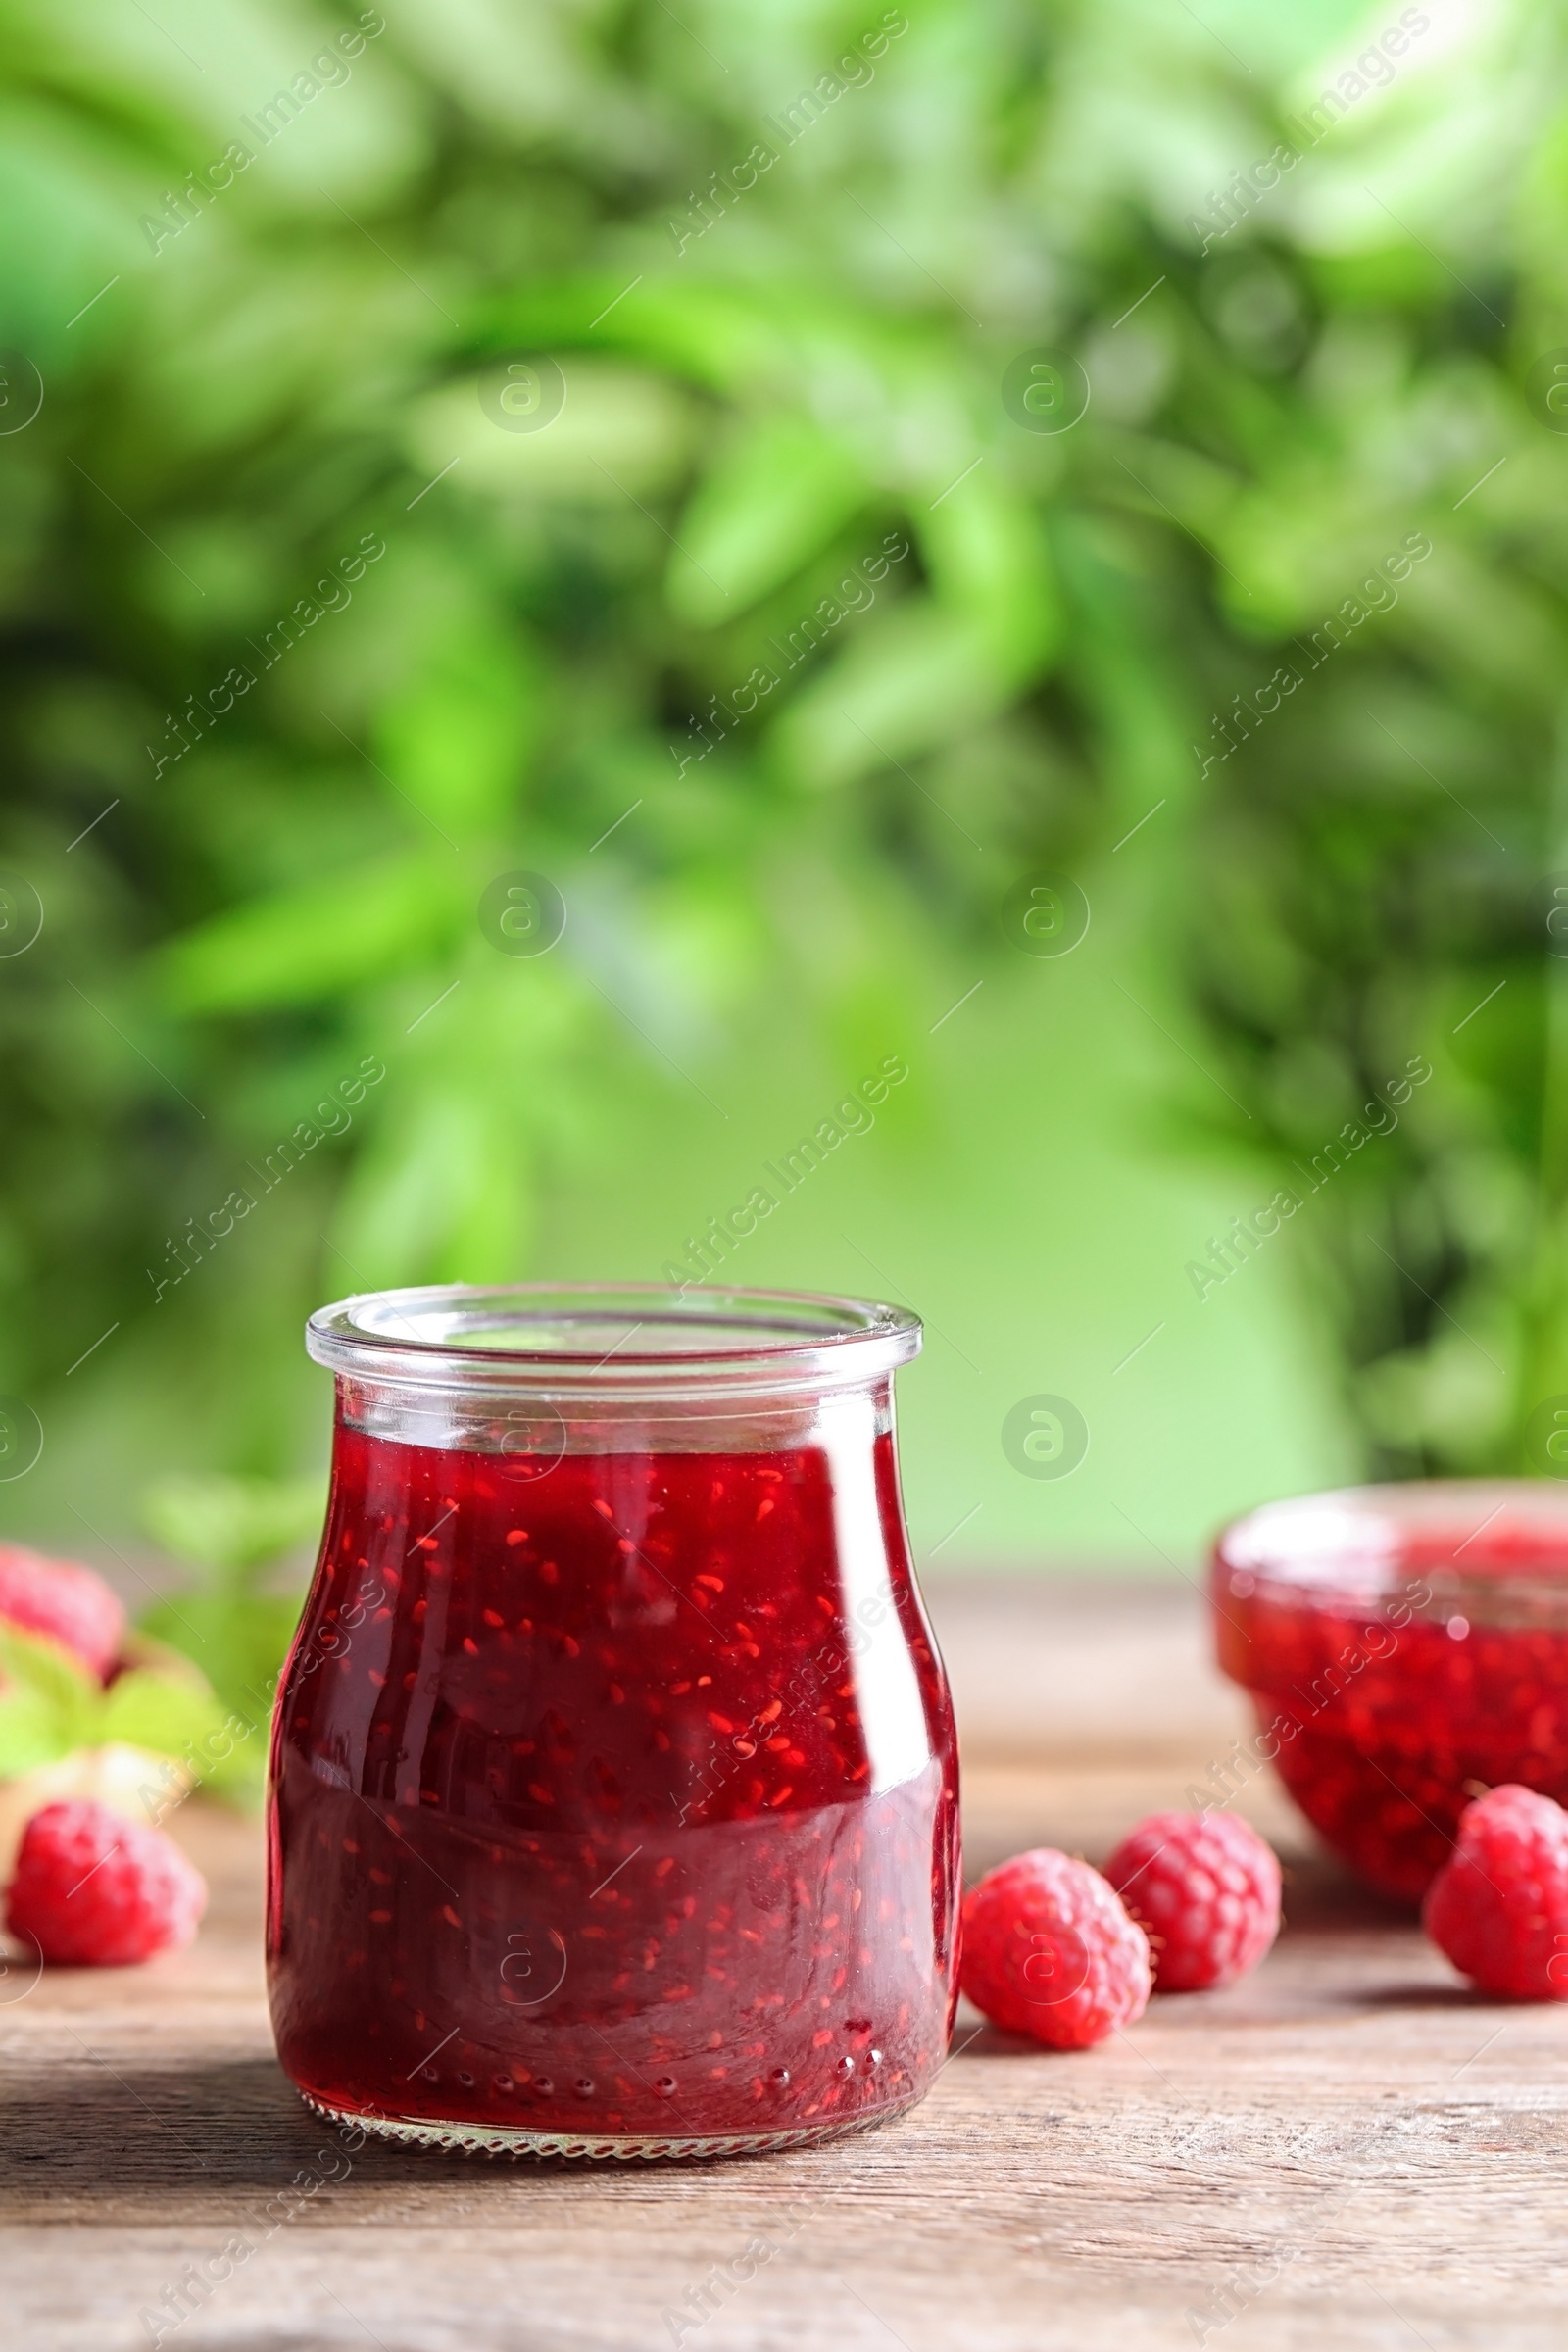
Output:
(376, 621), (541, 834)
(918, 483), (1062, 687)
(0, 1626), (101, 1765)
(667, 415), (871, 624)
(0, 1621), (230, 1787)
(773, 601), (1009, 789)
(0, 1650), (81, 1779)
(2, 0), (1567, 1544)
(156, 852), (463, 1015)
(136, 1588), (306, 1720)
(131, 1472), (323, 1799)
(139, 1474), (324, 1581)
(99, 1666), (233, 1760)
(0, 1697), (68, 1782)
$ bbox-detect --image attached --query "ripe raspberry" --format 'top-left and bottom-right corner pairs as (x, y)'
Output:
(0, 1544), (125, 1681)
(960, 1847), (1151, 2048)
(7, 1799), (207, 1966)
(1103, 1809), (1281, 1992)
(1423, 1784), (1568, 2000)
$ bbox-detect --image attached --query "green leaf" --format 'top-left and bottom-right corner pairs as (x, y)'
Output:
(410, 363), (695, 503)
(134, 1471), (316, 1804)
(99, 1668), (228, 1761)
(0, 1624), (100, 1756)
(667, 416), (870, 625)
(330, 1085), (531, 1287)
(376, 622), (540, 834)
(0, 1626), (233, 1784)
(471, 279), (790, 395)
(0, 1689), (73, 1778)
(918, 481), (1061, 683)
(155, 852), (464, 1014)
(140, 1474), (324, 1579)
(138, 1590), (305, 1730)
(770, 600), (1014, 789)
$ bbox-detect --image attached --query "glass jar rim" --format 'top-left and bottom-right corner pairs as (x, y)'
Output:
(1215, 1479), (1568, 1594)
(306, 1281), (922, 1401)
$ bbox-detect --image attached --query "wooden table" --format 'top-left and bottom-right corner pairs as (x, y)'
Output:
(7, 1578), (1566, 2351)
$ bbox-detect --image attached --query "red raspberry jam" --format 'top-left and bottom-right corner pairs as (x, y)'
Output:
(1213, 1483), (1568, 1902)
(269, 1286), (959, 2158)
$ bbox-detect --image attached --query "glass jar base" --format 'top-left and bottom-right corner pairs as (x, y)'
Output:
(300, 2086), (920, 2163)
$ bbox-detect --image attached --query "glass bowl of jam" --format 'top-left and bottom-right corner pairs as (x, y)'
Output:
(1213, 1481), (1568, 1902)
(268, 1283), (959, 2159)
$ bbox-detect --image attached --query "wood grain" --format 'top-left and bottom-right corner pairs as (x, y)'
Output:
(5, 1578), (1565, 2352)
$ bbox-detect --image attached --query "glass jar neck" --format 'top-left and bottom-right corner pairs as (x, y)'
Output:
(333, 1371), (895, 1457)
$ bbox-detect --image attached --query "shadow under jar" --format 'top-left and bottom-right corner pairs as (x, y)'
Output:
(269, 1285), (960, 2160)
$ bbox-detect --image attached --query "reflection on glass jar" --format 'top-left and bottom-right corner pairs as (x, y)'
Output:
(268, 1284), (960, 2158)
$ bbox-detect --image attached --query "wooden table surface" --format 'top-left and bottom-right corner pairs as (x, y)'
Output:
(7, 1577), (1566, 2352)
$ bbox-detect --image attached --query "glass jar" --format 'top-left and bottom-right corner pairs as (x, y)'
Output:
(268, 1283), (960, 2159)
(1213, 1481), (1568, 1902)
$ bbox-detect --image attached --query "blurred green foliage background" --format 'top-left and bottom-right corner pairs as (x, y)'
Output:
(0, 0), (1564, 1586)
